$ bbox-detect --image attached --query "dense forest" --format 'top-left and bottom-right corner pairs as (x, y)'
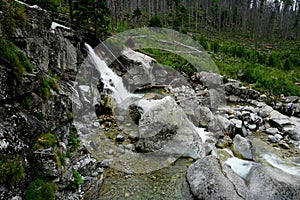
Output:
(1, 0), (300, 96)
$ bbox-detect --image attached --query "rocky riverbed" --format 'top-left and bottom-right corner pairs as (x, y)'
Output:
(1, 2), (300, 200)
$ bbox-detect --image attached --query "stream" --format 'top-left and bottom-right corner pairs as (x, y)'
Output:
(75, 44), (300, 199)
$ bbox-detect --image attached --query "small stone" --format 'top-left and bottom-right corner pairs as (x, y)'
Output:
(125, 144), (134, 151)
(93, 122), (100, 127)
(125, 193), (130, 197)
(268, 135), (278, 143)
(116, 135), (125, 142)
(266, 128), (279, 135)
(117, 145), (125, 154)
(101, 159), (110, 168)
(91, 172), (98, 177)
(279, 141), (290, 149)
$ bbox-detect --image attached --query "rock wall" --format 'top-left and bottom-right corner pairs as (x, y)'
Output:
(0, 4), (101, 200)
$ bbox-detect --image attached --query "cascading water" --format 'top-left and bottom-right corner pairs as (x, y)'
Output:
(85, 44), (132, 104)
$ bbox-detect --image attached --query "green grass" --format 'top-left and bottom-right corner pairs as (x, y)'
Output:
(32, 132), (57, 151)
(0, 158), (24, 187)
(36, 77), (59, 101)
(24, 178), (57, 200)
(0, 37), (33, 80)
(195, 37), (300, 96)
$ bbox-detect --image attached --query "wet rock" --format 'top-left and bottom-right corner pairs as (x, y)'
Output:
(232, 134), (255, 160)
(246, 165), (300, 200)
(186, 156), (250, 200)
(266, 128), (279, 135)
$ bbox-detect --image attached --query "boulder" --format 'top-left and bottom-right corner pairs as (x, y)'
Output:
(136, 96), (203, 159)
(266, 128), (279, 135)
(246, 165), (300, 200)
(232, 134), (255, 160)
(186, 156), (251, 200)
(285, 125), (300, 141)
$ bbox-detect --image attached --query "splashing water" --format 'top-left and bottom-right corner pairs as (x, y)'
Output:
(85, 43), (132, 104)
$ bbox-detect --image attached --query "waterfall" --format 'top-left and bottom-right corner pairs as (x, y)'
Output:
(85, 43), (132, 104)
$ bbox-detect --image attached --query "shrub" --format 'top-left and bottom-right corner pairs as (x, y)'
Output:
(72, 171), (83, 190)
(148, 15), (162, 27)
(1, 0), (27, 36)
(24, 179), (57, 200)
(68, 130), (80, 152)
(33, 133), (57, 151)
(0, 158), (24, 187)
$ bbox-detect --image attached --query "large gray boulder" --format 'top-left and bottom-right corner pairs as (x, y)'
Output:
(232, 134), (255, 160)
(246, 165), (300, 200)
(136, 96), (204, 159)
(186, 155), (251, 200)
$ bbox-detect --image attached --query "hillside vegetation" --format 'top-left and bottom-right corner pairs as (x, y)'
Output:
(2, 0), (300, 96)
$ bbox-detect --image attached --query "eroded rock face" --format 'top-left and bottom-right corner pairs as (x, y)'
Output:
(186, 156), (251, 200)
(246, 166), (300, 200)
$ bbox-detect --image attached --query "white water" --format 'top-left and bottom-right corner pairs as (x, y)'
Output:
(85, 44), (132, 104)
(51, 22), (70, 31)
(261, 153), (300, 176)
(225, 157), (257, 179)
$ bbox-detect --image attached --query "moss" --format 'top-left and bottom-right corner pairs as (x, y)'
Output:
(33, 133), (57, 151)
(0, 37), (32, 80)
(0, 158), (24, 187)
(36, 77), (59, 101)
(24, 178), (57, 200)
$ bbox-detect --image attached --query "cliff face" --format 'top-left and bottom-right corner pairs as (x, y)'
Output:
(0, 4), (101, 200)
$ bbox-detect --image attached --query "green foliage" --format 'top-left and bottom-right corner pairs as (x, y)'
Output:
(66, 150), (72, 158)
(36, 77), (58, 101)
(1, 0), (27, 37)
(73, 0), (110, 38)
(72, 171), (83, 190)
(148, 15), (162, 27)
(0, 158), (24, 187)
(33, 133), (57, 151)
(68, 126), (79, 151)
(25, 0), (59, 12)
(0, 37), (32, 79)
(139, 48), (197, 77)
(54, 150), (65, 168)
(24, 179), (57, 200)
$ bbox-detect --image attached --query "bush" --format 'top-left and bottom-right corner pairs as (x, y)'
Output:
(148, 15), (162, 27)
(24, 179), (57, 200)
(68, 127), (80, 151)
(72, 171), (83, 190)
(0, 158), (24, 187)
(33, 133), (57, 151)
